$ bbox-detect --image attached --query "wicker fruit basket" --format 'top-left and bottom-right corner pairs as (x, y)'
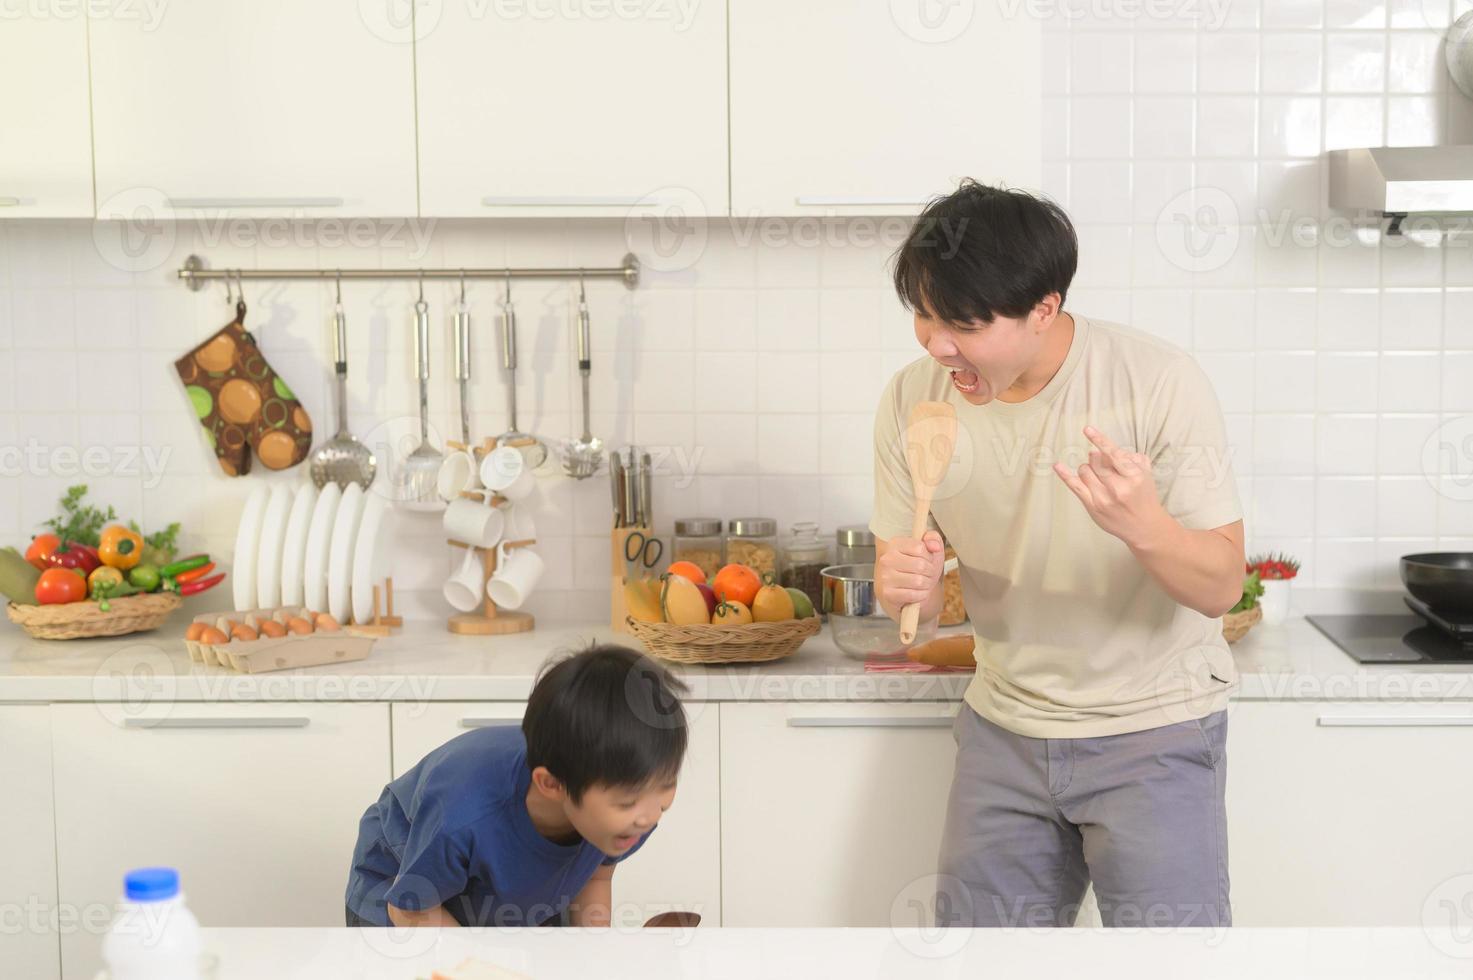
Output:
(1221, 604), (1262, 644)
(6, 592), (182, 640)
(625, 616), (821, 665)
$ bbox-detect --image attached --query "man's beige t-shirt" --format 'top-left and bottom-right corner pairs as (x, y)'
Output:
(871, 314), (1242, 739)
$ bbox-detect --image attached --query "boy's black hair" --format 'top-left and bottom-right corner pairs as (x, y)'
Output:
(892, 179), (1078, 325)
(523, 644), (689, 804)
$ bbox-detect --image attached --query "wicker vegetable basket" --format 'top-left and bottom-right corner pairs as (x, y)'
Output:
(1221, 604), (1262, 644)
(6, 593), (182, 640)
(625, 616), (821, 664)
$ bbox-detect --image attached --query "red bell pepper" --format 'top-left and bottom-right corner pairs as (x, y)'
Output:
(45, 541), (101, 576)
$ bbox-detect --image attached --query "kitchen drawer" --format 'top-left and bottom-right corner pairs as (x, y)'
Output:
(720, 702), (959, 926)
(51, 702), (391, 979)
(1228, 701), (1473, 925)
(392, 701), (722, 925)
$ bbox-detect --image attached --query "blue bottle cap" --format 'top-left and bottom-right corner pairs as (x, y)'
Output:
(123, 867), (180, 902)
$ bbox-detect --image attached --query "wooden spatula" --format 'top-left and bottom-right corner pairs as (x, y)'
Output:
(899, 401), (958, 644)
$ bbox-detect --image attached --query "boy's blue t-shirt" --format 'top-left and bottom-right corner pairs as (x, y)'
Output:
(346, 725), (651, 927)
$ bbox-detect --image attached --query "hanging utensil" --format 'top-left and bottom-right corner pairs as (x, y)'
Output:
(309, 273), (377, 491)
(561, 273), (604, 479)
(453, 271), (472, 446)
(403, 274), (445, 510)
(495, 271), (548, 469)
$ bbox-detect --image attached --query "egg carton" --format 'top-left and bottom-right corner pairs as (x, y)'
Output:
(184, 606), (376, 674)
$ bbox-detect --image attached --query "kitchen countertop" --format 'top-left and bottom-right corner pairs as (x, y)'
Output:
(107, 926), (1473, 979)
(1, 616), (1471, 704)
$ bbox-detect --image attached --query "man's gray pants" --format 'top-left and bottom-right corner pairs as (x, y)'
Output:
(937, 704), (1230, 928)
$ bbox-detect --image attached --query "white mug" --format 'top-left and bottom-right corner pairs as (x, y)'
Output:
(501, 503), (537, 543)
(443, 497), (504, 548)
(442, 548), (484, 612)
(481, 446), (536, 501)
(437, 449), (481, 501)
(487, 542), (544, 610)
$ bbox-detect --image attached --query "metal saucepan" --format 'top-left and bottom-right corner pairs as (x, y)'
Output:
(1401, 553), (1473, 615)
(820, 559), (957, 659)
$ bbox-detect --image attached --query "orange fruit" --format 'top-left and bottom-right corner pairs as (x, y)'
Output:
(666, 561), (708, 586)
(711, 563), (761, 607)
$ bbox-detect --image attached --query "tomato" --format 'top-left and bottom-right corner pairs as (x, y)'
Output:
(24, 534), (60, 570)
(711, 563), (761, 607)
(35, 567), (87, 605)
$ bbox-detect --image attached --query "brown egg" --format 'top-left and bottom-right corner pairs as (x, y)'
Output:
(199, 627), (229, 645)
(219, 619), (239, 633)
(185, 622), (207, 641)
(257, 620), (287, 639)
(231, 625), (258, 642)
(314, 612), (341, 632)
(287, 617), (314, 635)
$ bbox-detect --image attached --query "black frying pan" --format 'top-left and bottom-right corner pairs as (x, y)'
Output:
(1401, 553), (1473, 615)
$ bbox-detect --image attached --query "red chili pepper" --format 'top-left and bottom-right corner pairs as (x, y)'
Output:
(45, 541), (101, 575)
(173, 561), (216, 584)
(178, 572), (225, 596)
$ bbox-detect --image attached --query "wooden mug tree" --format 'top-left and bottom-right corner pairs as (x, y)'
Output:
(445, 437), (538, 635)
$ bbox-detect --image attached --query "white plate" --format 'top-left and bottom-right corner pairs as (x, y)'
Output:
(231, 485), (270, 612)
(327, 482), (366, 624)
(254, 485), (293, 608)
(278, 484), (318, 607)
(302, 482), (342, 614)
(351, 491), (394, 625)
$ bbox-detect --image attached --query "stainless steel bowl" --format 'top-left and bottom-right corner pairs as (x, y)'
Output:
(820, 563), (934, 659)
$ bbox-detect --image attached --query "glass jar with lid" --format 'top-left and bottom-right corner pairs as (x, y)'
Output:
(835, 526), (876, 566)
(671, 518), (724, 580)
(725, 517), (780, 579)
(780, 522), (829, 615)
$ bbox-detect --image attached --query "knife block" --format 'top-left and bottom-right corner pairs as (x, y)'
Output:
(611, 525), (652, 634)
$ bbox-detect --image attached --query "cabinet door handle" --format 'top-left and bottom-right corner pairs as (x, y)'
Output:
(793, 195), (929, 207)
(123, 716), (311, 729)
(0, 197), (22, 207)
(786, 716), (954, 729)
(480, 195), (651, 207)
(459, 717), (520, 729)
(1317, 715), (1473, 728)
(166, 197), (344, 208)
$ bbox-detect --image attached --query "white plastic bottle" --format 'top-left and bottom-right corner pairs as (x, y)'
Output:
(101, 867), (202, 980)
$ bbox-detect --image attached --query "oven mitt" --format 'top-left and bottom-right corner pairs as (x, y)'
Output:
(175, 302), (313, 476)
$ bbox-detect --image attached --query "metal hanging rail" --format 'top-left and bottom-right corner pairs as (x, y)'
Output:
(177, 252), (641, 291)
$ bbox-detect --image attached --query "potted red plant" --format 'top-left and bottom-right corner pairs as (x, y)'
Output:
(1246, 552), (1299, 624)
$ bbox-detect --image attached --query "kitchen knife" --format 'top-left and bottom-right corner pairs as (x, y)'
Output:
(639, 451), (652, 530)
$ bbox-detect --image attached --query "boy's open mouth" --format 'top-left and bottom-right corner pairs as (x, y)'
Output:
(949, 367), (980, 394)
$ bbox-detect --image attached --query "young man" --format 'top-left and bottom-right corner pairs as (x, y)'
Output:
(345, 645), (687, 927)
(872, 181), (1244, 928)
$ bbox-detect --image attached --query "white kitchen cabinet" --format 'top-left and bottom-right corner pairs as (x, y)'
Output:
(0, 707), (60, 980)
(392, 701), (723, 925)
(1227, 701), (1473, 926)
(729, 1), (1041, 217)
(88, 0), (417, 219)
(415, 2), (728, 218)
(720, 702), (959, 926)
(0, 17), (93, 217)
(51, 702), (391, 979)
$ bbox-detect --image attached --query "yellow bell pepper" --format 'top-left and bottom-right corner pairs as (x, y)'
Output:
(98, 525), (144, 570)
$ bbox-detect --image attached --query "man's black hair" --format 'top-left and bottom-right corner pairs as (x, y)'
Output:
(523, 644), (689, 804)
(892, 179), (1078, 325)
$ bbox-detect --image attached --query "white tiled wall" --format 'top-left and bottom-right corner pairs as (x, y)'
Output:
(6, 1), (1473, 619)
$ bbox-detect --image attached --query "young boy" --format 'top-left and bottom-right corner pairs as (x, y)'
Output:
(345, 644), (688, 927)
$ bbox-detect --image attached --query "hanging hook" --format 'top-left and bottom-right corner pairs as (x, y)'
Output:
(222, 274), (233, 306)
(232, 269), (246, 307)
(459, 269), (467, 307)
(417, 270), (425, 305)
(335, 269), (343, 307)
(578, 267), (586, 304)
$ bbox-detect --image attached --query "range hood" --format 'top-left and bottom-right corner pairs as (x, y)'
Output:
(1328, 146), (1473, 217)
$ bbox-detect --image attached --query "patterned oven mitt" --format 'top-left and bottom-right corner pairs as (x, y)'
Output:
(175, 300), (313, 476)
